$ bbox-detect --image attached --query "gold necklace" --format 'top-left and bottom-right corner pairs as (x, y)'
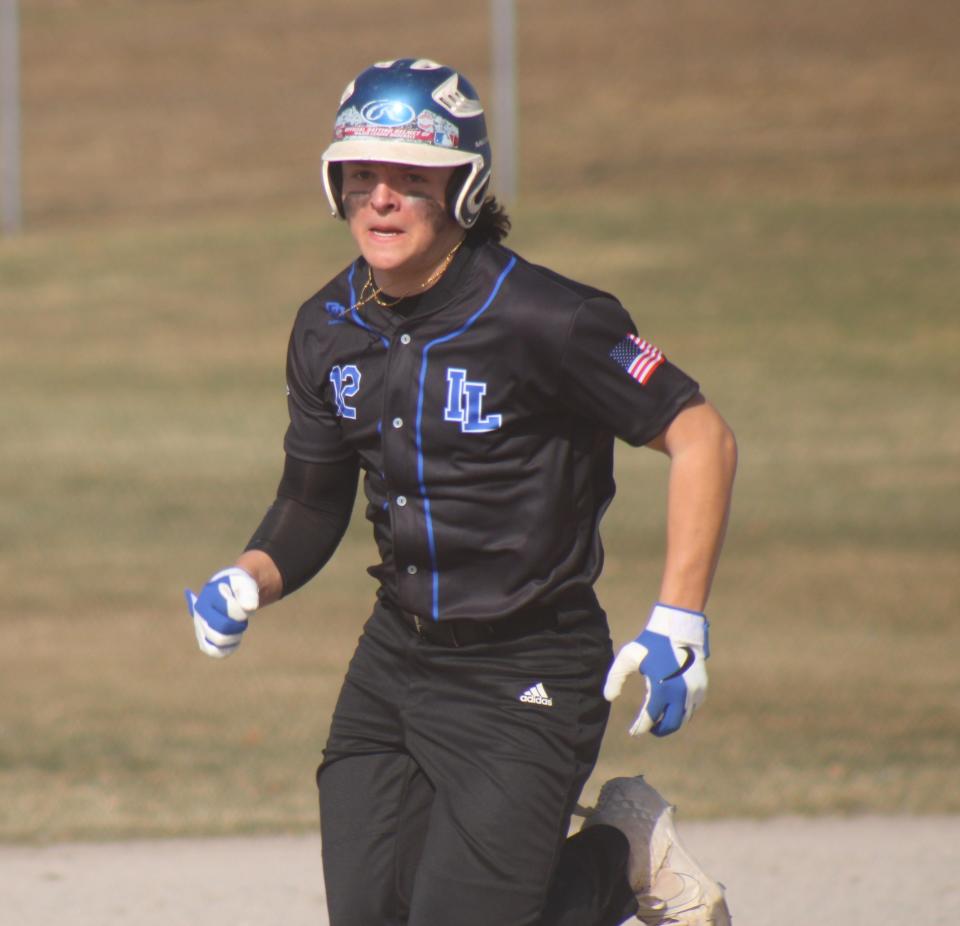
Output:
(349, 238), (465, 313)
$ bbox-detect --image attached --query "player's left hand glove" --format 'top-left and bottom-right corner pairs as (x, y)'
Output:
(603, 603), (710, 737)
(185, 567), (259, 659)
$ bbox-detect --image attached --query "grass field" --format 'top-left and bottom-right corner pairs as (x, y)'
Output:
(1, 0), (959, 842)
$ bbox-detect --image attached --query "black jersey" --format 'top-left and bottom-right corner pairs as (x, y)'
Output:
(284, 240), (698, 622)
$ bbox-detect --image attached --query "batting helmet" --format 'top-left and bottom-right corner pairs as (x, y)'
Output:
(321, 58), (492, 229)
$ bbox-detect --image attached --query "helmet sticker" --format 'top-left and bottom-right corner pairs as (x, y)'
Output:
(360, 100), (416, 127)
(334, 106), (460, 148)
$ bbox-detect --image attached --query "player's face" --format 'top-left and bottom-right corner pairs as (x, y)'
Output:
(341, 161), (463, 293)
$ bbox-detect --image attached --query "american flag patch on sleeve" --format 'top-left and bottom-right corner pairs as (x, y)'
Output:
(609, 333), (665, 385)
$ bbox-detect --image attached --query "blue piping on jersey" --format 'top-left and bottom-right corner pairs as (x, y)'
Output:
(344, 263), (390, 348)
(414, 255), (518, 620)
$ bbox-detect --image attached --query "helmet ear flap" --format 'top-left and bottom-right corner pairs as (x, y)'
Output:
(322, 161), (345, 218)
(446, 166), (470, 220)
(449, 163), (489, 228)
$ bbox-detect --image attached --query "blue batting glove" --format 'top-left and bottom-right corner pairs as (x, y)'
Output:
(185, 567), (259, 659)
(603, 603), (710, 737)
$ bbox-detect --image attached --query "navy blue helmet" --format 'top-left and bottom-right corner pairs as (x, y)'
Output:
(322, 59), (492, 229)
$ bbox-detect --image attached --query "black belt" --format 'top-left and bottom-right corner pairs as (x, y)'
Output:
(391, 604), (558, 647)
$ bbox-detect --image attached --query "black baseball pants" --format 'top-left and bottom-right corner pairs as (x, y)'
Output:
(317, 598), (637, 926)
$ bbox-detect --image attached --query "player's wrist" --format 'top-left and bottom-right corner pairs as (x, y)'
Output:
(233, 551), (282, 606)
(653, 600), (706, 619)
(645, 603), (708, 648)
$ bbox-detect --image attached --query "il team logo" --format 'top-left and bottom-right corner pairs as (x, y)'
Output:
(444, 368), (501, 433)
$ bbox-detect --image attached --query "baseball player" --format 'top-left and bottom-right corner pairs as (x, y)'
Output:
(187, 59), (737, 926)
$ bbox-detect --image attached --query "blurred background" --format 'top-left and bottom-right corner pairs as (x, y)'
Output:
(1, 0), (958, 842)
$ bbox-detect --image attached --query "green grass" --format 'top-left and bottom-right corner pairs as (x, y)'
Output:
(2, 195), (959, 841)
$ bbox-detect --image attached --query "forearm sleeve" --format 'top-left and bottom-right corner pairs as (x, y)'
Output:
(245, 454), (359, 597)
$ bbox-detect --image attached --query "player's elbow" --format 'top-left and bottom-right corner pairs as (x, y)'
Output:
(714, 415), (738, 479)
(669, 397), (737, 470)
(696, 407), (738, 496)
(703, 407), (738, 490)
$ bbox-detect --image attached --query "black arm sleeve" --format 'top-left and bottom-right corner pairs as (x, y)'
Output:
(245, 454), (360, 597)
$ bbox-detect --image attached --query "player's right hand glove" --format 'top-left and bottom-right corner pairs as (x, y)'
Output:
(185, 567), (259, 659)
(603, 603), (710, 738)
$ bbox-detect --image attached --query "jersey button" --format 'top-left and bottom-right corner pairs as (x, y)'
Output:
(406, 565), (418, 575)
(400, 333), (412, 345)
(396, 495), (407, 507)
(392, 417), (403, 429)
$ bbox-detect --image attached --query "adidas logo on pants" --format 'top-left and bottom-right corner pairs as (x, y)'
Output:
(519, 682), (553, 706)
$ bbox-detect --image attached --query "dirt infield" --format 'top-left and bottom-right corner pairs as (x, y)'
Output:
(4, 816), (958, 925)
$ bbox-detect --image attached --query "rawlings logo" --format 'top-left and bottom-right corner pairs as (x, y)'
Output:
(360, 100), (416, 126)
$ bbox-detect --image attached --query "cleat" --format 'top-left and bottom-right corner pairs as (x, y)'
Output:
(581, 775), (731, 926)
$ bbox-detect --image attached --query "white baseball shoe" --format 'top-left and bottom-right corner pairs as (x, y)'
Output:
(581, 775), (732, 926)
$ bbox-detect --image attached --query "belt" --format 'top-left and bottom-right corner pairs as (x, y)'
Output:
(391, 604), (558, 648)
